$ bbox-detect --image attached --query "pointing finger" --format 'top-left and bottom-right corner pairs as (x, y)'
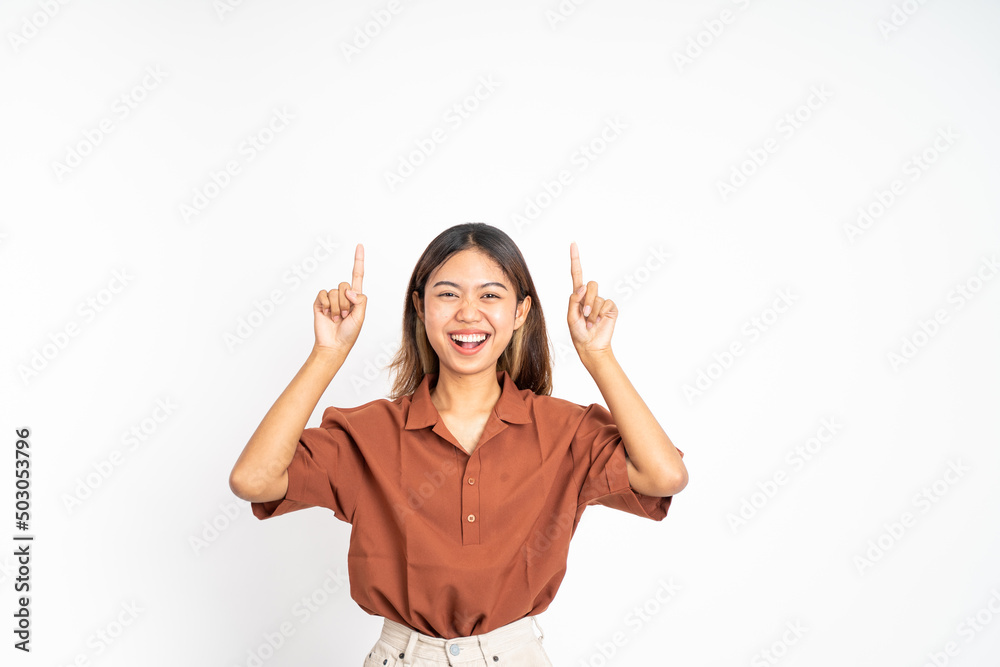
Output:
(570, 242), (584, 292)
(352, 243), (364, 294)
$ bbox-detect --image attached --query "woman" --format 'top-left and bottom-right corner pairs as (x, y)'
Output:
(229, 223), (687, 666)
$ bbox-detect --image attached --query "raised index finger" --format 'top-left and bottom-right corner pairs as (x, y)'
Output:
(352, 243), (364, 293)
(570, 242), (584, 291)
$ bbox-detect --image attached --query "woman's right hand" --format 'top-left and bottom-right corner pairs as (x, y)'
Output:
(313, 243), (367, 355)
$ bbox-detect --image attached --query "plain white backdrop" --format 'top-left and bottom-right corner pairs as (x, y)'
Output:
(2, 0), (999, 665)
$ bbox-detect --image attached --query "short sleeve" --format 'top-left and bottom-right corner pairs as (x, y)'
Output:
(574, 402), (684, 521)
(250, 407), (366, 524)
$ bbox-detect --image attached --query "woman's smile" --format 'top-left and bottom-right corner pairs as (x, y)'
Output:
(418, 249), (527, 369)
(448, 331), (491, 354)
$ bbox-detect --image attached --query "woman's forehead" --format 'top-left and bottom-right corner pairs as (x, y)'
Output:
(430, 250), (508, 284)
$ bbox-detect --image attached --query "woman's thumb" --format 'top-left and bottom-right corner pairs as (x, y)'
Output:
(346, 290), (366, 316)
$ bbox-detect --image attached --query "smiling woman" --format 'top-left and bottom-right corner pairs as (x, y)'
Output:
(387, 223), (551, 402)
(228, 222), (686, 666)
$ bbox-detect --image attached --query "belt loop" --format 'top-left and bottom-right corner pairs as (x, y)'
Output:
(476, 635), (490, 664)
(532, 616), (544, 643)
(401, 628), (419, 667)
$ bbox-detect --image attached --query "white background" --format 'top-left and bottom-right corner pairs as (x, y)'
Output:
(3, 0), (999, 665)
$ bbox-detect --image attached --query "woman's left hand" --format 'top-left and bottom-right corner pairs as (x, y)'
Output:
(567, 242), (617, 357)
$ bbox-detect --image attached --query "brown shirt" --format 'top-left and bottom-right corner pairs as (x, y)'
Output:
(251, 369), (683, 638)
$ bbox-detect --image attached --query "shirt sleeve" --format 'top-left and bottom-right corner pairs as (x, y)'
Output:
(574, 402), (684, 521)
(250, 407), (366, 524)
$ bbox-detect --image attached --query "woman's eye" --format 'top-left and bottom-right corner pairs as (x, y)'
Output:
(438, 292), (500, 299)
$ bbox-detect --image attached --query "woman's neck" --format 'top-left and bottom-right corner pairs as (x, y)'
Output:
(430, 366), (501, 416)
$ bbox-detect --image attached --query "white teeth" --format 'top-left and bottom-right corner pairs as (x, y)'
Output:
(451, 333), (487, 343)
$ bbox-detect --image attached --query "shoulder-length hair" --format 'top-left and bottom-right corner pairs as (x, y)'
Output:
(387, 222), (553, 399)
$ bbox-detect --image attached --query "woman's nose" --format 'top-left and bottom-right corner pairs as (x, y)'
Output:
(456, 299), (482, 320)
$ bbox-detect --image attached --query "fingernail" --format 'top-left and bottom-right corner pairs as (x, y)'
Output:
(583, 305), (591, 317)
(341, 310), (348, 318)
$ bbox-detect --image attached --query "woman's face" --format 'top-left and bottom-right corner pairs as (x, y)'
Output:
(413, 249), (531, 375)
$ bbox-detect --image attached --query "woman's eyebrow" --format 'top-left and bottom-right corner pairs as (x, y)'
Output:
(431, 280), (508, 291)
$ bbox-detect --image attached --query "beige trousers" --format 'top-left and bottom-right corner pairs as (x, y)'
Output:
(363, 615), (553, 666)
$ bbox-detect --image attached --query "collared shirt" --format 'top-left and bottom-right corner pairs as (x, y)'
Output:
(250, 369), (683, 639)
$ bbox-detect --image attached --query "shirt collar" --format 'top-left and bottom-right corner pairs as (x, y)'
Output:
(404, 369), (533, 430)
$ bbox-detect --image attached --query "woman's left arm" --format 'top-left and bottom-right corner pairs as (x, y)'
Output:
(580, 349), (687, 497)
(568, 242), (688, 498)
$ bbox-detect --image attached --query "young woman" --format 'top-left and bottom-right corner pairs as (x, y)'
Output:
(229, 223), (687, 666)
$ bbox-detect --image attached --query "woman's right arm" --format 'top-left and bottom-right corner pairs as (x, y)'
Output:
(229, 243), (367, 503)
(228, 345), (347, 503)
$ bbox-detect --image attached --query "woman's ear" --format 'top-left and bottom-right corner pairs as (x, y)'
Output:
(514, 295), (531, 330)
(412, 290), (423, 322)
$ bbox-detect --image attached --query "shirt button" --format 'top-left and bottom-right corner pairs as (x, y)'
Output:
(467, 514), (476, 522)
(468, 477), (475, 485)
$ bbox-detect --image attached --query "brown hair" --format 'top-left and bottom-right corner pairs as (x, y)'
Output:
(387, 223), (553, 399)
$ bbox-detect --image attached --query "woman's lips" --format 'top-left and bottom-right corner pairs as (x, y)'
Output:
(448, 333), (489, 355)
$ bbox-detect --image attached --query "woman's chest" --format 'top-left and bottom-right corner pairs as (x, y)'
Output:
(438, 411), (491, 455)
(360, 424), (572, 551)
